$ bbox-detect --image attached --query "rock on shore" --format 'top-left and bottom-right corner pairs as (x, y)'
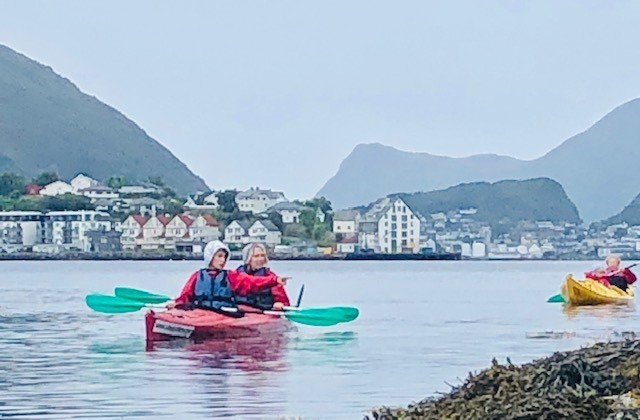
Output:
(368, 340), (640, 419)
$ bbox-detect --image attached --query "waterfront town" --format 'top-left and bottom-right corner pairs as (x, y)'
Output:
(0, 172), (637, 260)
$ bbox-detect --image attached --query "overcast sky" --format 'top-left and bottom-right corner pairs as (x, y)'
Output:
(1, 1), (639, 198)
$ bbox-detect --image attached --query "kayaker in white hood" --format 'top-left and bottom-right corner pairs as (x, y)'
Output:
(169, 240), (289, 310)
(203, 240), (230, 267)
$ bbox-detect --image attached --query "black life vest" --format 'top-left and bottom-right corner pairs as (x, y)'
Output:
(235, 265), (275, 310)
(193, 269), (240, 315)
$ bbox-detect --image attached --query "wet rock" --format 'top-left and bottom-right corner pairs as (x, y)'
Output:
(368, 340), (640, 419)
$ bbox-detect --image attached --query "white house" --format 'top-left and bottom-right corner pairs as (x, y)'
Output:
(472, 242), (486, 258)
(40, 181), (74, 196)
(120, 215), (147, 250)
(333, 210), (360, 234)
(248, 220), (282, 246)
(121, 197), (163, 217)
(235, 188), (287, 214)
(421, 237), (437, 253)
(357, 220), (379, 251)
(0, 211), (43, 248)
(71, 174), (99, 192)
(337, 235), (358, 254)
(139, 215), (172, 251)
(142, 215), (171, 239)
(357, 197), (421, 254)
(79, 185), (119, 200)
(224, 220), (252, 245)
(189, 215), (221, 242)
(267, 201), (306, 224)
(184, 192), (219, 211)
(461, 243), (472, 257)
(93, 198), (122, 214)
(42, 211), (111, 252)
(459, 208), (478, 216)
(118, 185), (162, 195)
(165, 214), (195, 240)
(529, 243), (543, 259)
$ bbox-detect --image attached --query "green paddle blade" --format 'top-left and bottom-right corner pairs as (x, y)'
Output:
(547, 294), (566, 303)
(284, 307), (359, 326)
(114, 287), (171, 304)
(284, 311), (343, 326)
(326, 306), (359, 321)
(287, 306), (359, 321)
(86, 294), (147, 314)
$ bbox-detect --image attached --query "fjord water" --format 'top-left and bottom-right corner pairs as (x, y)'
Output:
(1, 260), (638, 418)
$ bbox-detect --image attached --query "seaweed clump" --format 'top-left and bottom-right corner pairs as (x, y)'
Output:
(368, 340), (640, 419)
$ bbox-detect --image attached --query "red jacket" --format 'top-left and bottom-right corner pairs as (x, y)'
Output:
(174, 269), (279, 305)
(585, 267), (637, 286)
(269, 284), (290, 307)
(239, 266), (290, 306)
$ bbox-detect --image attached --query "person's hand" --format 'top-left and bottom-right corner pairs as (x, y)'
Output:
(273, 302), (285, 310)
(276, 276), (290, 286)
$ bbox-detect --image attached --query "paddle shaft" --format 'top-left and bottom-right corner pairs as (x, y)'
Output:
(295, 284), (305, 307)
(108, 287), (357, 321)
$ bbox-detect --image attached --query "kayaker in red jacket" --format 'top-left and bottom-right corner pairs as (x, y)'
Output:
(585, 255), (637, 291)
(236, 243), (290, 310)
(170, 240), (288, 308)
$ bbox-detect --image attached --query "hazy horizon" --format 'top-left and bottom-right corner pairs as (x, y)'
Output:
(2, 1), (640, 198)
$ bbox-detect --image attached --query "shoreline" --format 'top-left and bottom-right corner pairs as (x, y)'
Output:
(0, 253), (599, 261)
(367, 339), (640, 419)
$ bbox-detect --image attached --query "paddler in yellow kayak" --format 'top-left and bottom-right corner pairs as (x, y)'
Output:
(585, 255), (637, 292)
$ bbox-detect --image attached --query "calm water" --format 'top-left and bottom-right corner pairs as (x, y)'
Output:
(1, 260), (638, 418)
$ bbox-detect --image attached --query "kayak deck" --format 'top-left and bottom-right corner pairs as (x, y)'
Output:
(145, 308), (288, 342)
(562, 275), (635, 306)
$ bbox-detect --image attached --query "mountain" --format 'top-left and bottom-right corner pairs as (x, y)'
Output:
(317, 98), (640, 221)
(393, 178), (581, 232)
(0, 44), (207, 195)
(602, 193), (640, 226)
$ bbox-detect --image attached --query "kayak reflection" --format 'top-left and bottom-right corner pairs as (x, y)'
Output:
(562, 303), (636, 320)
(146, 330), (290, 373)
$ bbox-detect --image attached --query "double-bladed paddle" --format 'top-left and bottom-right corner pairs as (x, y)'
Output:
(112, 287), (356, 318)
(86, 288), (359, 327)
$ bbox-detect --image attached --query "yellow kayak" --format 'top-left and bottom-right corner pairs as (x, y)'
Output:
(561, 275), (634, 306)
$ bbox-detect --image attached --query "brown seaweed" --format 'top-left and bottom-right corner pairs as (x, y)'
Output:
(368, 340), (640, 419)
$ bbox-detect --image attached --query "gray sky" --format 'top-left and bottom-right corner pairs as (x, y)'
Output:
(1, 1), (639, 198)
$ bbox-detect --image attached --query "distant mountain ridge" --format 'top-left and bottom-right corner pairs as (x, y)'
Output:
(391, 178), (581, 232)
(603, 193), (640, 226)
(0, 44), (207, 195)
(317, 98), (640, 222)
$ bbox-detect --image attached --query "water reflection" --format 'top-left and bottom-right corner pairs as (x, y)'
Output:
(292, 331), (357, 348)
(183, 333), (288, 371)
(144, 332), (291, 417)
(562, 303), (636, 319)
(89, 338), (148, 355)
(522, 303), (640, 343)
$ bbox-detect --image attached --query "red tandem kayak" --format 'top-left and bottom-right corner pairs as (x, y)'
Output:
(145, 308), (288, 342)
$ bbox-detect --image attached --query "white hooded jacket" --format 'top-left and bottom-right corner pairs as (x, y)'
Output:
(203, 240), (230, 267)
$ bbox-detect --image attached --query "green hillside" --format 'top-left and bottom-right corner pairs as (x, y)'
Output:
(395, 178), (581, 229)
(0, 44), (207, 195)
